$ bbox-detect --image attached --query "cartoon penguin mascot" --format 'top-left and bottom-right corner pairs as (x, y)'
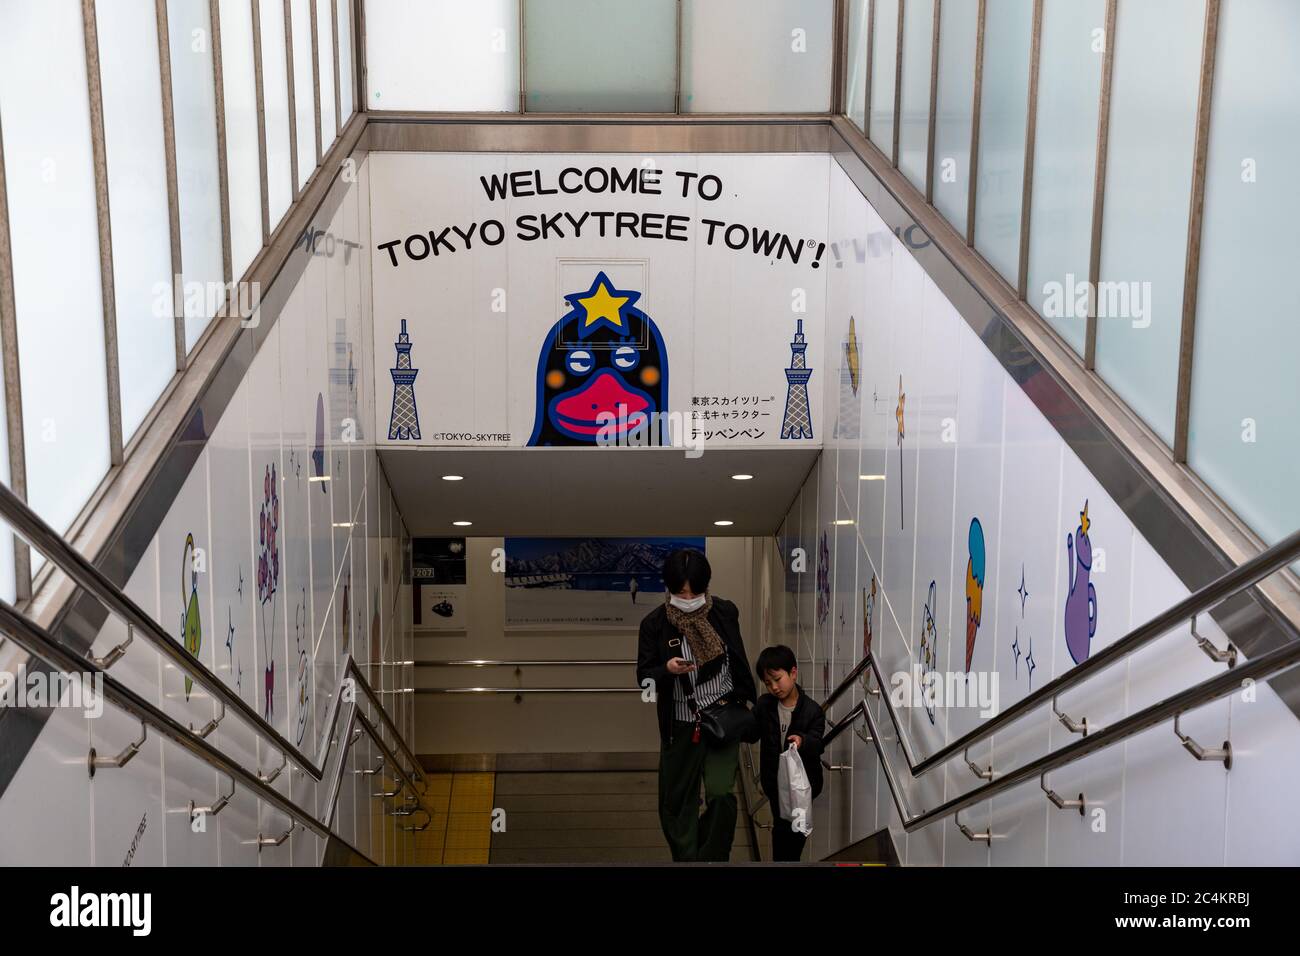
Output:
(528, 271), (669, 447)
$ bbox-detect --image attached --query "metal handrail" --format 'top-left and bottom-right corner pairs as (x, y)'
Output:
(0, 597), (414, 852)
(417, 659), (636, 667)
(417, 687), (639, 694)
(840, 526), (1300, 780)
(862, 628), (1300, 834)
(0, 481), (421, 787)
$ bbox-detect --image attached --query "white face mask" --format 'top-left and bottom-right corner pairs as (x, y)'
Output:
(669, 593), (707, 613)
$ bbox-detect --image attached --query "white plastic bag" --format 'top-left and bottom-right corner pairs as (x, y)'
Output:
(777, 743), (813, 835)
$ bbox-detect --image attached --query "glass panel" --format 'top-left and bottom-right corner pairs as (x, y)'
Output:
(363, 0), (519, 112)
(845, 0), (868, 130)
(219, 0), (263, 279)
(897, 0), (935, 189)
(682, 0), (833, 112)
(0, 0), (112, 536)
(315, 0), (336, 144)
(973, 0), (1033, 284)
(259, 0), (293, 226)
(0, 334), (12, 603)
(1188, 0), (1300, 550)
(98, 0), (176, 443)
(526, 0), (676, 112)
(869, 0), (898, 153)
(1025, 0), (1104, 355)
(336, 0), (353, 119)
(1094, 0), (1204, 446)
(931, 0), (978, 234)
(290, 0), (315, 181)
(168, 0), (225, 351)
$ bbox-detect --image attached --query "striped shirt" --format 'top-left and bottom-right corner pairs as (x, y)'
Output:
(673, 631), (734, 721)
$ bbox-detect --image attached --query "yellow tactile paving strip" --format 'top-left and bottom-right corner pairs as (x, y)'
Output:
(410, 771), (494, 865)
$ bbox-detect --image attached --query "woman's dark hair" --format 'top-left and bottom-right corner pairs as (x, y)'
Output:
(663, 548), (711, 595)
(755, 645), (798, 681)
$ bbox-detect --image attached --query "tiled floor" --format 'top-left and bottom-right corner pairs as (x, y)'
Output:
(411, 772), (496, 865)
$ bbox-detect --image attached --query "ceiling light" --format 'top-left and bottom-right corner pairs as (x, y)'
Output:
(834, 519), (854, 526)
(859, 474), (885, 481)
(731, 474), (753, 481)
(453, 520), (472, 527)
(714, 520), (734, 527)
(442, 475), (463, 481)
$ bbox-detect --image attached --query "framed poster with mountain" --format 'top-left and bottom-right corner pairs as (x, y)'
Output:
(504, 537), (706, 631)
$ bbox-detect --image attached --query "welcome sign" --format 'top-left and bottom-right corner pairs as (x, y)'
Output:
(368, 152), (831, 449)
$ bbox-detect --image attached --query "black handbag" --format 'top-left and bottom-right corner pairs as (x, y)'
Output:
(697, 696), (758, 746)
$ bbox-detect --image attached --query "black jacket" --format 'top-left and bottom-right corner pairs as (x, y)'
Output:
(754, 686), (825, 807)
(636, 596), (758, 746)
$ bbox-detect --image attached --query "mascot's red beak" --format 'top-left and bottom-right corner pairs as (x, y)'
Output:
(552, 369), (650, 436)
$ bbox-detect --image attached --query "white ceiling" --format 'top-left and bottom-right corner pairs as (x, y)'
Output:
(379, 447), (821, 537)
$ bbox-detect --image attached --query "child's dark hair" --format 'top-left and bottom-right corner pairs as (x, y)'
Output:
(663, 548), (711, 595)
(756, 645), (798, 682)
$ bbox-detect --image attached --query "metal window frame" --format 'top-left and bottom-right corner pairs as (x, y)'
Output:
(155, 0), (187, 374)
(0, 115), (31, 603)
(284, 0), (301, 197)
(81, 0), (125, 468)
(1173, 0), (1220, 463)
(1085, 0), (1118, 371)
(1016, 0), (1043, 300)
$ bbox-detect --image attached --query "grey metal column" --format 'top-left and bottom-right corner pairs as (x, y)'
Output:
(82, 0), (125, 467)
(155, 0), (187, 372)
(284, 0), (300, 198)
(251, 0), (271, 244)
(211, 0), (234, 286)
(1085, 0), (1118, 370)
(0, 115), (31, 602)
(965, 0), (986, 247)
(1173, 0), (1221, 463)
(1016, 0), (1043, 300)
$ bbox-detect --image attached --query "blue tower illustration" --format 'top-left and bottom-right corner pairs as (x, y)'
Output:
(780, 319), (814, 440)
(387, 320), (421, 440)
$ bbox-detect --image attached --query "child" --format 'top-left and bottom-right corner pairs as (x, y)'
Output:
(754, 645), (826, 862)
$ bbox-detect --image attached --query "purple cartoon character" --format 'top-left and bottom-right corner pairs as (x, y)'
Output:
(1064, 501), (1097, 664)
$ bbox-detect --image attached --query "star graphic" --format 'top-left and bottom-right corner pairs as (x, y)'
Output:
(1080, 499), (1091, 536)
(1011, 629), (1021, 676)
(1018, 566), (1029, 615)
(564, 271), (640, 338)
(895, 376), (906, 442)
(237, 565), (244, 599)
(226, 608), (235, 660)
(1025, 639), (1037, 689)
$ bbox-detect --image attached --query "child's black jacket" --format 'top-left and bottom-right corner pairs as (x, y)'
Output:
(753, 685), (825, 808)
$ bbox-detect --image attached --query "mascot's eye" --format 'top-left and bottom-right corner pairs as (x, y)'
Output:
(613, 345), (639, 370)
(566, 350), (593, 374)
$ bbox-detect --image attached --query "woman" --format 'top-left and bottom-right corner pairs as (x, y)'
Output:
(636, 548), (757, 862)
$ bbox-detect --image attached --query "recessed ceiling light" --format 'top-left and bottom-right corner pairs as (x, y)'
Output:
(859, 474), (885, 481)
(453, 520), (472, 527)
(714, 520), (734, 527)
(731, 474), (753, 481)
(442, 475), (463, 481)
(834, 519), (854, 526)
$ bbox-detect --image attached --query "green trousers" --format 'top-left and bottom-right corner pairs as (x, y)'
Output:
(658, 721), (740, 862)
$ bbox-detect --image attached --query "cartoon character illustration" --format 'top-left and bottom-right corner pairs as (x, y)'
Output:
(1064, 501), (1098, 664)
(181, 534), (202, 701)
(339, 575), (351, 655)
(815, 531), (831, 626)
(528, 271), (668, 446)
(294, 588), (309, 747)
(257, 463), (280, 720)
(895, 376), (906, 528)
(964, 518), (986, 672)
(844, 316), (860, 396)
(312, 393), (327, 488)
(919, 580), (939, 725)
(371, 587), (382, 664)
(862, 574), (877, 657)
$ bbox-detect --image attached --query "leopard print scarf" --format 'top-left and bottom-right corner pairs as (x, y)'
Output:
(665, 593), (724, 665)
